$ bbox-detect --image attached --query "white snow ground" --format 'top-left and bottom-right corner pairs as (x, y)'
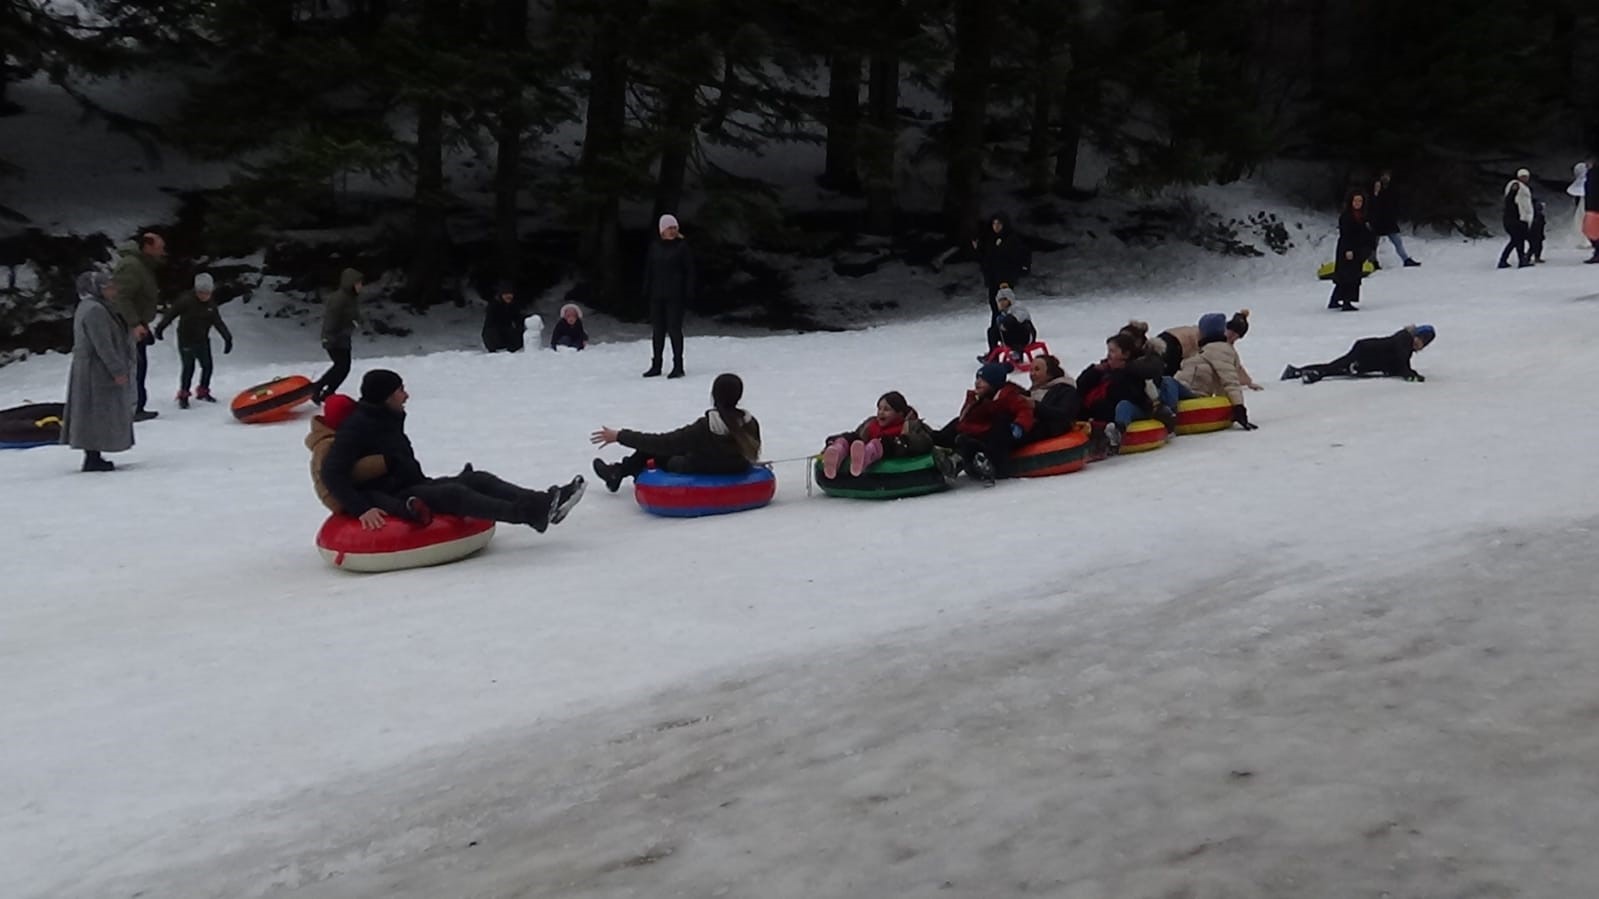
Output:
(5, 231), (1599, 897)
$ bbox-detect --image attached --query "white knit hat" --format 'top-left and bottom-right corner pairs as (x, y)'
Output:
(658, 214), (680, 234)
(193, 273), (214, 292)
(1516, 168), (1531, 179)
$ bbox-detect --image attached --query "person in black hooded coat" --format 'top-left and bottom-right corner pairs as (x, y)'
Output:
(482, 282), (529, 352)
(973, 212), (1031, 317)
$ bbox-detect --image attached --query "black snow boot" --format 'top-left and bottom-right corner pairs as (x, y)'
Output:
(667, 361), (685, 379)
(82, 451), (115, 472)
(549, 476), (587, 525)
(1280, 365), (1301, 381)
(642, 362), (663, 378)
(592, 458), (625, 493)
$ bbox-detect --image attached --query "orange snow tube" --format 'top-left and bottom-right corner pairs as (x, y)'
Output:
(232, 375), (315, 423)
(1584, 211), (1599, 242)
(1119, 419), (1170, 454)
(1009, 424), (1091, 478)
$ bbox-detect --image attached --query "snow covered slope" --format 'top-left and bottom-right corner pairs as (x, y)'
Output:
(3, 235), (1598, 897)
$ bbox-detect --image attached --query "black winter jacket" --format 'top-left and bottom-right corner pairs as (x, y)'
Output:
(550, 316), (588, 348)
(1075, 363), (1152, 422)
(641, 238), (697, 308)
(977, 214), (1032, 289)
(619, 409), (762, 473)
(482, 299), (528, 352)
(1368, 184), (1400, 236)
(1029, 381), (1080, 440)
(321, 402), (427, 516)
(1337, 208), (1376, 258)
(1587, 167), (1598, 214)
(1346, 329), (1422, 378)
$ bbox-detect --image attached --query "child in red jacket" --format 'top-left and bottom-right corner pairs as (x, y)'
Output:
(932, 363), (1034, 485)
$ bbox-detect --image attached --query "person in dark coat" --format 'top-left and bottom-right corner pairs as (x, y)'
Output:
(109, 231), (166, 421)
(640, 213), (696, 378)
(1282, 325), (1436, 384)
(931, 362), (1035, 485)
(1024, 354), (1079, 441)
(1337, 191), (1377, 265)
(313, 268), (364, 404)
(154, 273), (232, 408)
(1499, 169), (1534, 269)
(1369, 171), (1420, 268)
(1076, 333), (1156, 454)
(61, 271), (136, 471)
(1528, 197), (1548, 264)
(321, 369), (586, 531)
(590, 372), (761, 491)
(972, 212), (1031, 317)
(549, 303), (589, 350)
(481, 281), (529, 353)
(1584, 159), (1599, 264)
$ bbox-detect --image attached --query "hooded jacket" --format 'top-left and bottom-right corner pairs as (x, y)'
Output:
(1028, 376), (1080, 439)
(1075, 361), (1153, 422)
(1176, 337), (1249, 405)
(641, 237), (697, 306)
(109, 248), (161, 328)
(619, 409), (762, 472)
(977, 213), (1032, 289)
(1368, 180), (1401, 236)
(550, 305), (589, 348)
(954, 383), (1035, 437)
(322, 268), (364, 348)
(155, 290), (233, 347)
(305, 415), (390, 514)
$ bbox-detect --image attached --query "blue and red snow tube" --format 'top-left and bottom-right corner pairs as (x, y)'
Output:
(634, 466), (777, 518)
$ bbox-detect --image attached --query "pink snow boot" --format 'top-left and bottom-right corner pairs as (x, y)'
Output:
(850, 439), (884, 477)
(822, 437), (849, 479)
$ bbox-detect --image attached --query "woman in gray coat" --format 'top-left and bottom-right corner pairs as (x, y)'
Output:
(61, 271), (137, 471)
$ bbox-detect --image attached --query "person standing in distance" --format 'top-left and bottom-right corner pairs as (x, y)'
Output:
(641, 214), (695, 379)
(109, 230), (166, 422)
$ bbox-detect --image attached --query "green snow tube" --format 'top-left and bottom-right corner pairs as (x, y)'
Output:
(814, 452), (953, 500)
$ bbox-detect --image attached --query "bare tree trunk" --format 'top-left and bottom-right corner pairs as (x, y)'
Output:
(402, 0), (453, 307)
(942, 0), (993, 243)
(1025, 52), (1057, 194)
(492, 0), (528, 286)
(822, 52), (862, 192)
(578, 2), (637, 316)
(1054, 115), (1081, 193)
(863, 50), (899, 236)
(653, 75), (700, 224)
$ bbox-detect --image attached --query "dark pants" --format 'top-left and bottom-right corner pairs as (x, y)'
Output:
(406, 469), (550, 526)
(179, 342), (214, 393)
(650, 298), (685, 368)
(1499, 221), (1529, 266)
(616, 449), (749, 479)
(315, 344), (352, 399)
(933, 420), (1016, 472)
(135, 334), (152, 411)
(1528, 219), (1546, 260)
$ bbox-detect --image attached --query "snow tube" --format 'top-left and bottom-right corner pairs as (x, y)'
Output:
(1585, 211), (1599, 242)
(1009, 425), (1091, 478)
(1316, 259), (1375, 280)
(317, 513), (496, 573)
(0, 402), (64, 449)
(815, 452), (951, 499)
(232, 375), (314, 424)
(1175, 396), (1233, 435)
(1119, 419), (1169, 454)
(634, 466), (776, 517)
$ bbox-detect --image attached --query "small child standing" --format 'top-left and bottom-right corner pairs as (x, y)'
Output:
(1529, 197), (1547, 264)
(550, 303), (589, 350)
(154, 273), (233, 408)
(820, 391), (935, 478)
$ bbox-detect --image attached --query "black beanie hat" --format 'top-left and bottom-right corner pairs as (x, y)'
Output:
(1227, 308), (1251, 337)
(711, 372), (743, 409)
(360, 369), (404, 404)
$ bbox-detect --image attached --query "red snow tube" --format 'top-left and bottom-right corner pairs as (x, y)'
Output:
(1175, 396), (1233, 435)
(1585, 211), (1599, 242)
(634, 466), (776, 518)
(233, 375), (315, 424)
(316, 513), (496, 572)
(0, 402), (63, 449)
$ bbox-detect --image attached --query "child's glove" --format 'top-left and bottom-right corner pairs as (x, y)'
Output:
(1010, 423), (1025, 441)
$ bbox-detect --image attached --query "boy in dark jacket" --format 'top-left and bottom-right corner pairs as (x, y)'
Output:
(932, 362), (1035, 485)
(154, 273), (233, 408)
(550, 304), (589, 350)
(322, 369), (586, 530)
(1282, 325), (1436, 384)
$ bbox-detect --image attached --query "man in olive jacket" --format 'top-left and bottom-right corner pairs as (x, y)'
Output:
(110, 231), (166, 421)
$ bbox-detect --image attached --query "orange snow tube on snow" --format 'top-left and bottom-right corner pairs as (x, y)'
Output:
(1584, 211), (1599, 242)
(232, 375), (315, 423)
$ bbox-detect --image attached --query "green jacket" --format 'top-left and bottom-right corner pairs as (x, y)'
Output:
(155, 291), (233, 348)
(110, 249), (162, 327)
(321, 268), (364, 348)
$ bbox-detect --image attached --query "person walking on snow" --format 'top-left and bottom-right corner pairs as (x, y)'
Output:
(61, 271), (136, 472)
(321, 369), (586, 531)
(1499, 169), (1535, 269)
(109, 231), (166, 422)
(1282, 325), (1436, 384)
(313, 268), (364, 404)
(641, 214), (695, 378)
(1369, 171), (1420, 268)
(972, 212), (1031, 318)
(154, 273), (232, 408)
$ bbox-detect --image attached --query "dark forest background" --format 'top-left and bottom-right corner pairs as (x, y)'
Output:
(3, 0), (1597, 328)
